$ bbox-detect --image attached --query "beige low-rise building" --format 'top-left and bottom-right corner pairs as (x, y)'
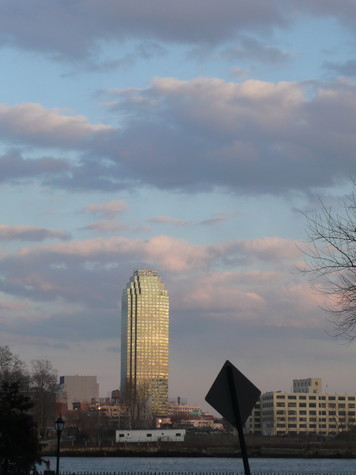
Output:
(247, 378), (356, 437)
(293, 377), (322, 394)
(168, 400), (202, 418)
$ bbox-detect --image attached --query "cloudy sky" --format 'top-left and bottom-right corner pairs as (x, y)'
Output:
(1, 0), (356, 410)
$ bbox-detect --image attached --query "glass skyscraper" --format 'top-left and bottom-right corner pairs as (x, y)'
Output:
(121, 270), (169, 418)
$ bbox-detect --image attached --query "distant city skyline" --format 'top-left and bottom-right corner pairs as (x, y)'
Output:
(0, 1), (355, 413)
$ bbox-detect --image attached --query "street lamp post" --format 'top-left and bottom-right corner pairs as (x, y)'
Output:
(54, 416), (65, 475)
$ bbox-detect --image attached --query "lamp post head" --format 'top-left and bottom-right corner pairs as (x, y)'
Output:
(54, 416), (65, 433)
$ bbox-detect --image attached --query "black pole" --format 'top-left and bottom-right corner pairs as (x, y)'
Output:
(56, 430), (61, 475)
(227, 364), (251, 475)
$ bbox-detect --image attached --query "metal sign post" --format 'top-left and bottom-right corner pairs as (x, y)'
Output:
(205, 360), (261, 475)
(226, 363), (251, 475)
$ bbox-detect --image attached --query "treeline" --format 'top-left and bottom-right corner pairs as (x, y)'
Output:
(0, 345), (58, 474)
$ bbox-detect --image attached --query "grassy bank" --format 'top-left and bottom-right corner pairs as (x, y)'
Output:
(42, 433), (356, 458)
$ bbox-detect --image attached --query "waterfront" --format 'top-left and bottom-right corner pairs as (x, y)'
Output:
(37, 456), (356, 473)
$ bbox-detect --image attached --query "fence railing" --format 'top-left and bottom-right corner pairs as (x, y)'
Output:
(49, 472), (356, 475)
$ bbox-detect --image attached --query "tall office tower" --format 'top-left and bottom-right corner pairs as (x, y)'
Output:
(121, 270), (169, 420)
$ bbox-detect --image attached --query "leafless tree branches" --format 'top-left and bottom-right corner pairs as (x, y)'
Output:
(303, 186), (356, 339)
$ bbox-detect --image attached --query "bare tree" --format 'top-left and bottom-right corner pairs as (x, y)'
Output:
(303, 185), (356, 339)
(30, 359), (58, 438)
(31, 359), (57, 392)
(0, 346), (27, 384)
(125, 380), (153, 429)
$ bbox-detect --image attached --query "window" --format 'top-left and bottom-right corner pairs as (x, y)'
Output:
(176, 433), (181, 436)
(147, 434), (152, 437)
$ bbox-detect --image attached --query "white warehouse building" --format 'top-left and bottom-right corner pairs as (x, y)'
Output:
(116, 429), (186, 443)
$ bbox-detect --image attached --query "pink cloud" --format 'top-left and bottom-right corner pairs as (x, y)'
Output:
(0, 233), (328, 332)
(0, 103), (113, 148)
(0, 300), (54, 325)
(0, 225), (70, 241)
(140, 77), (304, 134)
(171, 270), (326, 329)
(10, 235), (302, 272)
(198, 211), (244, 226)
(176, 272), (266, 317)
(82, 200), (129, 218)
(237, 237), (302, 260)
(149, 236), (209, 271)
(79, 221), (127, 233)
(148, 216), (188, 226)
(103, 78), (356, 195)
(211, 237), (302, 262)
(0, 301), (29, 311)
(10, 273), (61, 293)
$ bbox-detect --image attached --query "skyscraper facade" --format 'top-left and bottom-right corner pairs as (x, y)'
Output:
(121, 270), (169, 418)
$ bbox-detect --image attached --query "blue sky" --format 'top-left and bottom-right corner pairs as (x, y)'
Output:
(0, 0), (355, 410)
